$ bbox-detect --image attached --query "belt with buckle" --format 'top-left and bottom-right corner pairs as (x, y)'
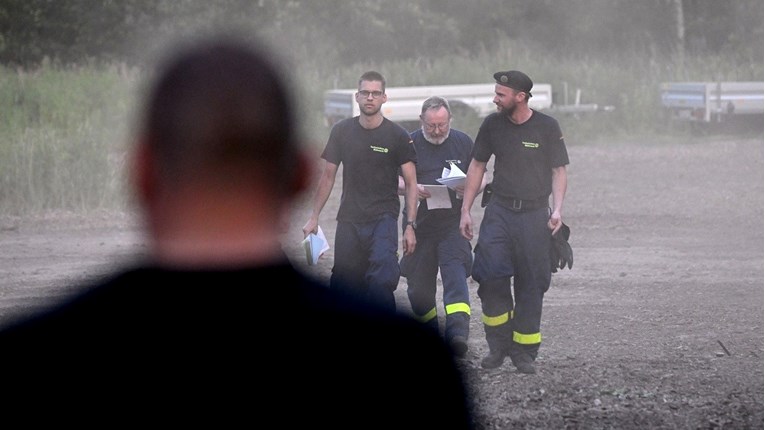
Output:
(497, 195), (549, 212)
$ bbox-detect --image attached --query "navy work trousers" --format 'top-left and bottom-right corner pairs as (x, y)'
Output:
(400, 226), (472, 342)
(330, 215), (400, 311)
(472, 200), (551, 358)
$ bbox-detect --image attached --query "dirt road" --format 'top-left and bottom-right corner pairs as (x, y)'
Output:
(1, 135), (762, 429)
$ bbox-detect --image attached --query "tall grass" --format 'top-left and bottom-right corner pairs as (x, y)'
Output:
(1, 38), (761, 215)
(0, 62), (139, 215)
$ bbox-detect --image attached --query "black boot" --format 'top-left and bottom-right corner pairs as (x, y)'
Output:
(445, 313), (470, 358)
(511, 356), (536, 374)
(480, 349), (507, 369)
(508, 344), (537, 374)
(449, 336), (468, 358)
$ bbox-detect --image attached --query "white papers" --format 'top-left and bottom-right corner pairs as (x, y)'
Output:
(422, 184), (452, 209)
(436, 162), (466, 189)
(302, 226), (330, 265)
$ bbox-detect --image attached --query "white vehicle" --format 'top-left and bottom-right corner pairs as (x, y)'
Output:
(660, 81), (764, 122)
(324, 82), (610, 127)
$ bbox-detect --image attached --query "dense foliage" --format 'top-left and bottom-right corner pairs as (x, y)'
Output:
(0, 0), (761, 68)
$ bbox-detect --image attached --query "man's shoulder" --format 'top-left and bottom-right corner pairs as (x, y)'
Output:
(382, 117), (412, 135)
(530, 109), (561, 125)
(329, 117), (358, 135)
(448, 128), (474, 144)
(0, 263), (330, 331)
(0, 263), (428, 332)
(449, 127), (470, 137)
(479, 112), (504, 129)
(483, 111), (502, 121)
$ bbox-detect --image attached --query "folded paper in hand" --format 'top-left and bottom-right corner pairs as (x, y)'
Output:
(423, 184), (451, 209)
(436, 162), (466, 189)
(302, 226), (330, 266)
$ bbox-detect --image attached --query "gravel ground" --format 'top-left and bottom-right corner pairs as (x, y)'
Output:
(1, 135), (762, 429)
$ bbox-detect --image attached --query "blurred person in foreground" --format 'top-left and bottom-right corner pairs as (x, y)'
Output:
(302, 71), (419, 311)
(0, 35), (474, 428)
(397, 96), (487, 358)
(459, 70), (569, 375)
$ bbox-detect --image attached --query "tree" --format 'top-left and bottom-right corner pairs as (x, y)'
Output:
(0, 0), (761, 68)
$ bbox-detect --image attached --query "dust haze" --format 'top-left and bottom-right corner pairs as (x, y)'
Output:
(0, 1), (762, 428)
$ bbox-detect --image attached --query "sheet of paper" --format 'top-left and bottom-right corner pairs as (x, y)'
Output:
(448, 162), (465, 176)
(436, 162), (466, 189)
(302, 226), (330, 265)
(435, 176), (465, 189)
(423, 184), (452, 209)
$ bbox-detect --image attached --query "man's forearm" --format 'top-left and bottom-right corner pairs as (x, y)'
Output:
(310, 178), (333, 219)
(461, 160), (486, 212)
(551, 166), (567, 213)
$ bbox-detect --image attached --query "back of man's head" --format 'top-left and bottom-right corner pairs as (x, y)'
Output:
(139, 36), (300, 194)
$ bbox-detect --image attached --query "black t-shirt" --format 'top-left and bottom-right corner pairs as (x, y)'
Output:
(322, 117), (415, 223)
(472, 110), (569, 200)
(0, 260), (473, 428)
(406, 127), (474, 236)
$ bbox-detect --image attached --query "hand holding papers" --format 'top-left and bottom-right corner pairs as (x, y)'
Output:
(436, 162), (466, 190)
(422, 184), (452, 209)
(302, 226), (330, 265)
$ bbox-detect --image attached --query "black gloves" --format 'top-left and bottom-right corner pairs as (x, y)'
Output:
(550, 222), (573, 273)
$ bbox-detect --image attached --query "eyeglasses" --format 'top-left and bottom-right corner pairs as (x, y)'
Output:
(423, 121), (450, 131)
(357, 90), (384, 99)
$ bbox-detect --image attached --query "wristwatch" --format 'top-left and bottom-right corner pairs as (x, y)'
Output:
(405, 220), (417, 230)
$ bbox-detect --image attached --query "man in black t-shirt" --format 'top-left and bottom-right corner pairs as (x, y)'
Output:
(303, 71), (419, 311)
(460, 70), (570, 375)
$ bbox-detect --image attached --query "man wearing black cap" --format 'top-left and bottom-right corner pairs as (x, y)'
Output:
(458, 70), (569, 374)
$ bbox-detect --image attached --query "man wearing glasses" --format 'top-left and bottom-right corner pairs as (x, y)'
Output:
(303, 71), (419, 311)
(397, 96), (486, 358)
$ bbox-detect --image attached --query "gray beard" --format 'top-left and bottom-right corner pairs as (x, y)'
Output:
(423, 129), (450, 145)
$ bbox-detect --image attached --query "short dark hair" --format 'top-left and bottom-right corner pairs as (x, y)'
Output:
(141, 36), (299, 190)
(358, 71), (386, 92)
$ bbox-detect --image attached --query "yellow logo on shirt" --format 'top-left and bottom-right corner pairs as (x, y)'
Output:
(370, 146), (389, 153)
(522, 141), (539, 148)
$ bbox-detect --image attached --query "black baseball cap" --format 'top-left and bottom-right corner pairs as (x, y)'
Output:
(493, 70), (533, 97)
